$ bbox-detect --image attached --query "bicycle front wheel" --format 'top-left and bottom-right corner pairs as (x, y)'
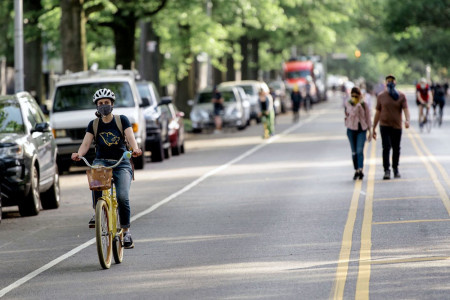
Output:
(96, 199), (112, 269)
(426, 117), (432, 132)
(113, 208), (124, 264)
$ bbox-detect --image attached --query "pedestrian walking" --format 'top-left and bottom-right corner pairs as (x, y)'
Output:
(372, 75), (410, 180)
(291, 84), (302, 123)
(258, 89), (275, 138)
(211, 85), (224, 133)
(345, 87), (372, 180)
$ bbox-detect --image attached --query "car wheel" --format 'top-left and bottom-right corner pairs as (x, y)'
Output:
(150, 140), (164, 162)
(41, 165), (60, 210)
(164, 146), (172, 159)
(19, 164), (40, 216)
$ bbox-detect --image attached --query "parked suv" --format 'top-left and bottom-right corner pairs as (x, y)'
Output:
(136, 81), (169, 162)
(0, 92), (60, 216)
(190, 86), (250, 132)
(218, 80), (270, 123)
(49, 69), (148, 172)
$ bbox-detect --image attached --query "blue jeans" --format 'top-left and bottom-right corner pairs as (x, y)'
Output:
(347, 128), (367, 170)
(92, 158), (133, 228)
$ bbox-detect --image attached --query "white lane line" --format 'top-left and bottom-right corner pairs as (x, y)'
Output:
(0, 112), (324, 298)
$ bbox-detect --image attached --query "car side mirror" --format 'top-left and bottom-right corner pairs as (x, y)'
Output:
(159, 96), (172, 106)
(32, 122), (50, 133)
(140, 97), (151, 108)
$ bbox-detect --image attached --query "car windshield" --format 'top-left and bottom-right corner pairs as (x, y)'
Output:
(137, 83), (158, 106)
(52, 82), (134, 112)
(287, 70), (311, 79)
(0, 100), (25, 134)
(197, 91), (236, 104)
(238, 85), (255, 95)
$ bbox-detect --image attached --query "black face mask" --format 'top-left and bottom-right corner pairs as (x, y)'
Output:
(98, 104), (113, 116)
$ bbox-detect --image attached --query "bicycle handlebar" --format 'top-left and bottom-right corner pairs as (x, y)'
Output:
(79, 151), (132, 169)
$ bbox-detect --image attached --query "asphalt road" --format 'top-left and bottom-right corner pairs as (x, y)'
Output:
(1, 90), (450, 299)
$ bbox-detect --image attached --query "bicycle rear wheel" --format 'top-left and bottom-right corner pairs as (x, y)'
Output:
(96, 199), (112, 269)
(112, 208), (124, 264)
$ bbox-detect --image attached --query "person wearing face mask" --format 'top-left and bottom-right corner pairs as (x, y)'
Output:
(372, 75), (410, 180)
(71, 88), (143, 249)
(416, 78), (432, 128)
(344, 87), (372, 180)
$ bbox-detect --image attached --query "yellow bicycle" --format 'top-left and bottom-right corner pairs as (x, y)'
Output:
(80, 151), (132, 269)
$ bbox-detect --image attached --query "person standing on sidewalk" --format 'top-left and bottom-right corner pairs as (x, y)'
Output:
(344, 87), (372, 180)
(372, 75), (410, 180)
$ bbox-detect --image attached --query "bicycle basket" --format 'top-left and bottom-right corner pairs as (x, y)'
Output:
(86, 167), (112, 191)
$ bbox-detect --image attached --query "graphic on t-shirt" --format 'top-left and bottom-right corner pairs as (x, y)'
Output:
(99, 132), (120, 146)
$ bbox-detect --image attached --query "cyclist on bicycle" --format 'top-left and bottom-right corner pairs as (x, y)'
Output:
(71, 88), (142, 249)
(416, 78), (432, 128)
(432, 83), (446, 126)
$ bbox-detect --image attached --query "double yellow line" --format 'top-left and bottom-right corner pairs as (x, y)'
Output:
(332, 126), (450, 299)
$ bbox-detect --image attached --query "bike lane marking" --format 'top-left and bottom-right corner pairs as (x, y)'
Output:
(0, 109), (326, 299)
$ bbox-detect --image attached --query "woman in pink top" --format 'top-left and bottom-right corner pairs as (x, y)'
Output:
(344, 87), (372, 180)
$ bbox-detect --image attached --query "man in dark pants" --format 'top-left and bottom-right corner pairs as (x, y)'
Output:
(372, 75), (410, 179)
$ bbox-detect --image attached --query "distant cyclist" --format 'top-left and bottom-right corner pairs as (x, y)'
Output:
(416, 78), (432, 128)
(432, 83), (446, 126)
(71, 88), (143, 249)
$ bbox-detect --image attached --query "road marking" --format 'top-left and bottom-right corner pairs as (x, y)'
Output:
(331, 141), (372, 300)
(406, 130), (450, 215)
(355, 140), (376, 299)
(373, 218), (450, 225)
(374, 195), (440, 201)
(410, 127), (450, 189)
(370, 256), (450, 265)
(0, 111), (326, 299)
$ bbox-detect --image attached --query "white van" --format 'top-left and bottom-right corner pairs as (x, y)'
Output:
(49, 69), (148, 172)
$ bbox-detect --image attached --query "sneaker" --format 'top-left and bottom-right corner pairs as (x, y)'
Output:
(353, 171), (359, 180)
(88, 215), (95, 228)
(383, 170), (390, 180)
(123, 231), (134, 249)
(394, 169), (401, 178)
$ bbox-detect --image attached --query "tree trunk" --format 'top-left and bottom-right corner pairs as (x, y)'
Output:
(60, 0), (86, 72)
(226, 55), (235, 81)
(212, 65), (223, 86)
(113, 11), (136, 70)
(250, 39), (259, 80)
(139, 21), (161, 93)
(175, 61), (195, 115)
(240, 35), (249, 80)
(24, 0), (43, 103)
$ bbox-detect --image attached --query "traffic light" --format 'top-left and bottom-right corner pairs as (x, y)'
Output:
(354, 49), (361, 58)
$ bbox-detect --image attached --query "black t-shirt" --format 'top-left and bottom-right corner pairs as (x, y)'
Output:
(86, 115), (132, 160)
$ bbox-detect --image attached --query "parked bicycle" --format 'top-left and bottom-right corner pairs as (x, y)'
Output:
(80, 151), (132, 269)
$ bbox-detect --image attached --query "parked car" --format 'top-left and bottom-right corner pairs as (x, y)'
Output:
(49, 69), (149, 172)
(159, 96), (185, 157)
(136, 81), (168, 162)
(218, 80), (270, 123)
(189, 86), (250, 132)
(269, 80), (290, 113)
(0, 92), (60, 217)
